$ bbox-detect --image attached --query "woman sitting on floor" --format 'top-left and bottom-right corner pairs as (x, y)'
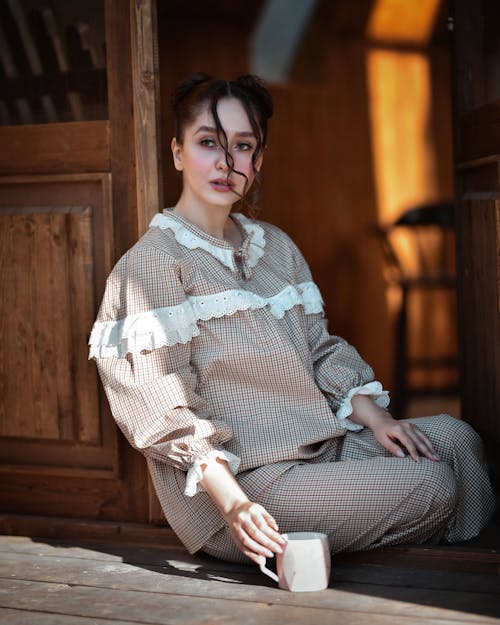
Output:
(89, 73), (495, 564)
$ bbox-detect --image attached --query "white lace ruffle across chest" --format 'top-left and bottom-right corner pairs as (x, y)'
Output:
(89, 281), (324, 359)
(88, 213), (325, 359)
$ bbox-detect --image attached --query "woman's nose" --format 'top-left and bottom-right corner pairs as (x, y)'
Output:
(215, 150), (229, 171)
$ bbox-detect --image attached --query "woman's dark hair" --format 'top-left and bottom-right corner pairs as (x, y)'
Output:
(172, 72), (274, 215)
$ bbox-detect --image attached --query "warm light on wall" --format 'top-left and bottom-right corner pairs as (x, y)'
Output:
(367, 48), (440, 320)
(367, 0), (441, 45)
(365, 0), (457, 392)
(367, 50), (438, 226)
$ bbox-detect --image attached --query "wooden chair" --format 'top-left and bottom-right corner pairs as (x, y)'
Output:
(374, 202), (459, 417)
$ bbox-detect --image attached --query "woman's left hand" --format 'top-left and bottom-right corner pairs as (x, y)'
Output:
(370, 413), (440, 462)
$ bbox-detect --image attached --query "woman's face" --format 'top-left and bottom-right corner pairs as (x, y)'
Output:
(171, 97), (263, 211)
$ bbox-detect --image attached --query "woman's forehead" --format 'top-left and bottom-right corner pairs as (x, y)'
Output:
(192, 97), (254, 135)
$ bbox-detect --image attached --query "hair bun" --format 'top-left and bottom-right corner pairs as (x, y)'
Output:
(235, 75), (273, 119)
(173, 72), (212, 109)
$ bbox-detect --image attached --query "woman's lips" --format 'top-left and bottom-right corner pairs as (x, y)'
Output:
(210, 179), (234, 192)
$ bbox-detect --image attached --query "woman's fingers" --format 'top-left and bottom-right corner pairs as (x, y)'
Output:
(380, 435), (407, 459)
(245, 511), (285, 554)
(226, 502), (286, 562)
(390, 428), (420, 462)
(239, 527), (274, 557)
(262, 511), (280, 532)
(229, 527), (270, 562)
(412, 427), (440, 461)
(384, 422), (440, 462)
(400, 423), (440, 461)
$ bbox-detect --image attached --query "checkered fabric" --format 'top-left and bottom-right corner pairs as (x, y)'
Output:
(90, 210), (495, 555)
(203, 414), (496, 562)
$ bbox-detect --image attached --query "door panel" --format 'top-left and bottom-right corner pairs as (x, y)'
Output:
(0, 173), (148, 520)
(0, 174), (114, 476)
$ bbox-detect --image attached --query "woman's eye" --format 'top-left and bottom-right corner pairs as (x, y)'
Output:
(200, 138), (216, 147)
(236, 142), (254, 151)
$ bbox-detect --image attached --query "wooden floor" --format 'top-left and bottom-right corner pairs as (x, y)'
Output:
(0, 529), (499, 625)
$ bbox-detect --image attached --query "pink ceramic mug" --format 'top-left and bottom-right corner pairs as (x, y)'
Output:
(259, 532), (331, 591)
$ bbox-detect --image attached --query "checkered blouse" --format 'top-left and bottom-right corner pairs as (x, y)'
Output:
(89, 210), (389, 553)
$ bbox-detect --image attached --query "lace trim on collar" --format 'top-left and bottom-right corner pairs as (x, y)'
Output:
(149, 212), (265, 271)
(89, 281), (323, 359)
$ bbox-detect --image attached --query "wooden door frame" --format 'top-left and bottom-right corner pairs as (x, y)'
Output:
(105, 0), (163, 257)
(452, 0), (500, 483)
(107, 0), (166, 525)
(0, 0), (167, 537)
(130, 0), (164, 236)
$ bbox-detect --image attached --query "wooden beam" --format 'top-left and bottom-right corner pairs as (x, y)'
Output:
(0, 121), (109, 175)
(105, 0), (138, 259)
(130, 0), (163, 236)
(0, 513), (182, 548)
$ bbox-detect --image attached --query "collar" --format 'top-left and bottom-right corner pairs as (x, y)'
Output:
(149, 209), (266, 272)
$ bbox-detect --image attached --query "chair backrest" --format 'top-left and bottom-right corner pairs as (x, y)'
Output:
(377, 202), (455, 285)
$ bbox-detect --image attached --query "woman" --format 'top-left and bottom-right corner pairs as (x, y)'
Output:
(89, 73), (495, 565)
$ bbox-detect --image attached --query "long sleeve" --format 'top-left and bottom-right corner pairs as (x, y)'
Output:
(89, 241), (234, 471)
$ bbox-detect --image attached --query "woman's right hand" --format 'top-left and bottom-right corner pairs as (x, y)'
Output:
(222, 500), (286, 564)
(199, 456), (286, 563)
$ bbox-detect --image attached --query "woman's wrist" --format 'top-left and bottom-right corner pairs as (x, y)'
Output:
(199, 457), (249, 516)
(349, 394), (393, 429)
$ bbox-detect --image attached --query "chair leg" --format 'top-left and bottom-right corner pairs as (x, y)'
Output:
(393, 284), (408, 418)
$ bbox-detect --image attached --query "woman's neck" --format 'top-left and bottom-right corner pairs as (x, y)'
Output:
(173, 196), (241, 246)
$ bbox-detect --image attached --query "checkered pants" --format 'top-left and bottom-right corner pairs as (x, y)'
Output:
(202, 414), (496, 563)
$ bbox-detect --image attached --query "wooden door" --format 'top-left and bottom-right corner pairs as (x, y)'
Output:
(453, 0), (500, 481)
(0, 0), (164, 534)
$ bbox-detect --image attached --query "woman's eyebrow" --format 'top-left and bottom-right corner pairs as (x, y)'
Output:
(194, 125), (255, 138)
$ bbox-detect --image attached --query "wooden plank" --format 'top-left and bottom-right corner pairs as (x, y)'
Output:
(32, 211), (65, 439)
(0, 538), (498, 620)
(0, 578), (497, 625)
(0, 122), (109, 175)
(0, 516), (182, 547)
(0, 212), (33, 437)
(1, 527), (499, 577)
(67, 206), (101, 445)
(1, 538), (499, 625)
(130, 0), (163, 237)
(336, 545), (500, 575)
(0, 608), (135, 625)
(459, 101), (500, 162)
(50, 211), (75, 440)
(1, 548), (499, 603)
(456, 195), (500, 479)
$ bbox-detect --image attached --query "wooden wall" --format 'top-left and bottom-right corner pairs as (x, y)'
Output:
(157, 0), (454, 394)
(453, 0), (500, 477)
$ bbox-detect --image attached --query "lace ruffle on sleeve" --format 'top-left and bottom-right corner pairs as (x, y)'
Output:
(336, 381), (390, 430)
(184, 449), (241, 497)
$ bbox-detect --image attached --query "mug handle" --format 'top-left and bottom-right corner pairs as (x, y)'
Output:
(257, 555), (279, 583)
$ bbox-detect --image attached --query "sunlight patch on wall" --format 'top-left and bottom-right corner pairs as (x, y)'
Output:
(367, 50), (439, 319)
(367, 0), (441, 45)
(367, 50), (438, 225)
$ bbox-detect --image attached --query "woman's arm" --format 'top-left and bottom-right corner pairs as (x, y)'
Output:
(200, 458), (286, 563)
(349, 395), (440, 462)
(91, 245), (236, 472)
